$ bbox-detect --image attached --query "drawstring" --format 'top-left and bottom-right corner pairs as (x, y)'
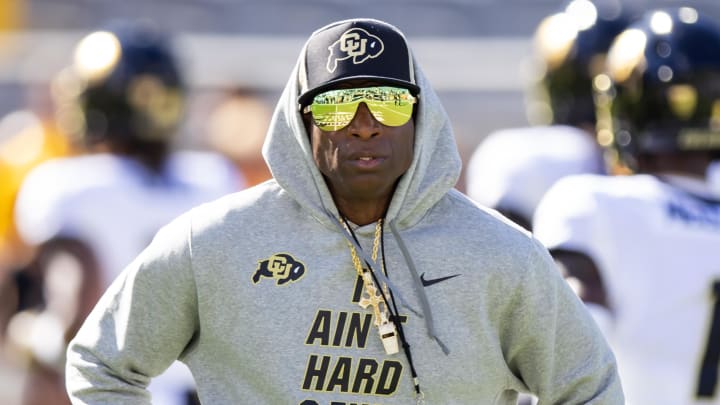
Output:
(389, 220), (450, 355)
(378, 222), (425, 401)
(328, 211), (451, 403)
(328, 213), (421, 316)
(328, 212), (449, 354)
(342, 217), (425, 400)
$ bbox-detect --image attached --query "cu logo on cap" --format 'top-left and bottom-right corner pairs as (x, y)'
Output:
(326, 28), (384, 73)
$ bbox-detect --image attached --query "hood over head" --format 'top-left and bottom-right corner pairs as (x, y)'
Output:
(263, 17), (462, 230)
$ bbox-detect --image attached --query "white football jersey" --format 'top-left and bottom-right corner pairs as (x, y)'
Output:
(709, 161), (720, 194)
(15, 151), (242, 286)
(14, 150), (243, 405)
(466, 125), (605, 225)
(534, 173), (720, 405)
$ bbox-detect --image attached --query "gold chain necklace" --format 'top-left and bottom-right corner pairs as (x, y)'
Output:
(346, 219), (399, 355)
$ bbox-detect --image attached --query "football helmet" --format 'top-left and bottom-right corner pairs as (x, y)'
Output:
(596, 7), (720, 170)
(527, 0), (641, 128)
(55, 20), (185, 150)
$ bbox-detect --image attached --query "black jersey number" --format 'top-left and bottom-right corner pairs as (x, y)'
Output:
(697, 280), (720, 398)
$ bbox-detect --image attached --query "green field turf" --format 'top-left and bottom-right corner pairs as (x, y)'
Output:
(312, 101), (413, 127)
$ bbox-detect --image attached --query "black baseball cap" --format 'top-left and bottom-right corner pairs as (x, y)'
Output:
(297, 18), (420, 107)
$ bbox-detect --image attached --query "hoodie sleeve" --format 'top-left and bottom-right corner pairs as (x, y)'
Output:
(506, 237), (623, 404)
(65, 211), (199, 404)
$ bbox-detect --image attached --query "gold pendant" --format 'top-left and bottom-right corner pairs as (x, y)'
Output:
(358, 272), (399, 355)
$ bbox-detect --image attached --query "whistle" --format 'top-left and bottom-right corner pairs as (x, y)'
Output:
(379, 321), (399, 355)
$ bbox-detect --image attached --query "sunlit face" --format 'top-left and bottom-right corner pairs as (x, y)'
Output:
(303, 81), (416, 204)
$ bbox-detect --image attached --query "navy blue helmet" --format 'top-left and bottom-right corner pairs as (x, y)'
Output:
(596, 7), (720, 170)
(528, 0), (642, 128)
(61, 20), (185, 148)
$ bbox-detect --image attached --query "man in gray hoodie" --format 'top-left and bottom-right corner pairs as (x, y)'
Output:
(65, 18), (624, 404)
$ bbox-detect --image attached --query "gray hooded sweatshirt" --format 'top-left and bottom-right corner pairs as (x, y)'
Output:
(66, 24), (624, 405)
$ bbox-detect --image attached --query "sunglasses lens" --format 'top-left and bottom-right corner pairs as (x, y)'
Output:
(310, 102), (357, 131)
(309, 86), (416, 131)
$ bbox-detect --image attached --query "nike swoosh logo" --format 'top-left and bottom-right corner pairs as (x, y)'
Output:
(420, 272), (461, 287)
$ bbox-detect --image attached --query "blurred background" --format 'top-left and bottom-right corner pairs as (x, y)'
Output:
(2, 1), (720, 404)
(2, 0), (718, 188)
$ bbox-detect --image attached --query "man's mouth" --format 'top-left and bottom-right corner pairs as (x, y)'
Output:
(350, 155), (385, 169)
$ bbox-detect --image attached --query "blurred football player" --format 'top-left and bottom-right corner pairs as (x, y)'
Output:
(534, 7), (720, 404)
(466, 0), (643, 230)
(0, 106), (75, 405)
(10, 20), (241, 405)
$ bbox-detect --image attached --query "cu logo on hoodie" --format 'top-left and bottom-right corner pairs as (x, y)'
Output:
(326, 28), (384, 73)
(252, 253), (306, 285)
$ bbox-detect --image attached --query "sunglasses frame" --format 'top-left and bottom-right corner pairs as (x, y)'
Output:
(303, 86), (418, 132)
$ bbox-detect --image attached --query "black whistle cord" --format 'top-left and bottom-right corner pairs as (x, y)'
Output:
(342, 217), (423, 398)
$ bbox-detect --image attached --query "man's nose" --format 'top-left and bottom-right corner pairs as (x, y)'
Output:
(347, 102), (380, 139)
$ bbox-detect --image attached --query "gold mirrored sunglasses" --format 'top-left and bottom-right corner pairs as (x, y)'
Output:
(303, 86), (417, 131)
